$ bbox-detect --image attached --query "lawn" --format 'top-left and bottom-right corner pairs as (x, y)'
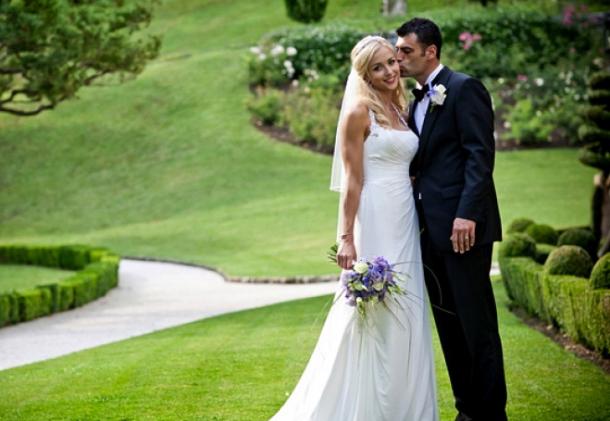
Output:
(0, 0), (595, 278)
(0, 265), (74, 294)
(0, 279), (607, 420)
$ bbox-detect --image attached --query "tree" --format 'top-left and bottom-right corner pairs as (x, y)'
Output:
(579, 69), (610, 256)
(0, 0), (161, 116)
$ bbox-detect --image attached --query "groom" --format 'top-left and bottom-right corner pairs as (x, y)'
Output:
(395, 18), (507, 421)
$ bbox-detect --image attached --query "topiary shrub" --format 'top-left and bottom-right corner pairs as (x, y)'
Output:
(507, 217), (535, 234)
(544, 245), (593, 278)
(534, 243), (556, 265)
(558, 228), (597, 259)
(526, 223), (558, 245)
(499, 233), (537, 259)
(284, 0), (328, 23)
(590, 253), (610, 289)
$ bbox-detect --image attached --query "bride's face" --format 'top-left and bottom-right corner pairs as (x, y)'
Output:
(366, 46), (400, 93)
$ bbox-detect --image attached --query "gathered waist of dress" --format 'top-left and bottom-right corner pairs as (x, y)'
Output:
(362, 174), (413, 189)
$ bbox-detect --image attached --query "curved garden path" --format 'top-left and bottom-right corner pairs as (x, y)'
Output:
(0, 259), (337, 371)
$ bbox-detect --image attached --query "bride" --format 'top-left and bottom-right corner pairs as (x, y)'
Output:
(270, 35), (438, 421)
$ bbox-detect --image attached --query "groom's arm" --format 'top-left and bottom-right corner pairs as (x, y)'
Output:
(454, 77), (495, 223)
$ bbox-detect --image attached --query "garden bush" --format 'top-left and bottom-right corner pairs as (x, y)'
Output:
(544, 245), (593, 278)
(507, 217), (534, 233)
(590, 253), (610, 290)
(526, 223), (558, 245)
(498, 233), (536, 259)
(500, 255), (610, 354)
(246, 89), (284, 125)
(558, 228), (597, 259)
(246, 5), (602, 152)
(0, 244), (120, 327)
(247, 24), (368, 87)
(280, 86), (340, 152)
(534, 243), (556, 265)
(504, 98), (554, 145)
(284, 0), (328, 24)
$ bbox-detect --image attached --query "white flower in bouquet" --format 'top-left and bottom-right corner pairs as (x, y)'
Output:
(353, 261), (369, 274)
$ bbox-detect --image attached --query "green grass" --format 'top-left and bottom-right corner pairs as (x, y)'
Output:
(0, 279), (607, 420)
(0, 265), (74, 293)
(0, 0), (597, 278)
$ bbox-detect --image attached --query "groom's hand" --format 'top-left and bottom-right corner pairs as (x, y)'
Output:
(451, 218), (476, 254)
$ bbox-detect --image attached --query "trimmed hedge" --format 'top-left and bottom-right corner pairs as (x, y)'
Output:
(507, 217), (535, 234)
(500, 255), (610, 355)
(557, 228), (597, 259)
(498, 233), (536, 259)
(526, 223), (558, 245)
(591, 253), (610, 290)
(534, 243), (556, 265)
(0, 244), (120, 327)
(544, 245), (593, 278)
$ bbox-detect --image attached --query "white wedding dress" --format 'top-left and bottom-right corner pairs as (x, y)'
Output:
(270, 110), (438, 421)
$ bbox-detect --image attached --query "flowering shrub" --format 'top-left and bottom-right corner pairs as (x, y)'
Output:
(246, 6), (603, 150)
(247, 24), (368, 87)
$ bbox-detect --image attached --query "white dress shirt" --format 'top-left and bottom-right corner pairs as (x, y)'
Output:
(414, 63), (444, 134)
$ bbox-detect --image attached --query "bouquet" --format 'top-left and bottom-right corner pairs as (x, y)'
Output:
(328, 244), (406, 318)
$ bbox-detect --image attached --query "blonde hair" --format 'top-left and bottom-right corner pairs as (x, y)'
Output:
(350, 35), (407, 128)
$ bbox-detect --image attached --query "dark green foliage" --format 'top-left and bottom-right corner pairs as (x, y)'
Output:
(0, 244), (120, 327)
(590, 253), (610, 290)
(507, 218), (535, 233)
(557, 228), (597, 259)
(499, 256), (547, 319)
(248, 25), (367, 87)
(534, 243), (556, 265)
(498, 233), (537, 259)
(585, 106), (610, 131)
(0, 0), (161, 116)
(437, 8), (596, 79)
(544, 245), (593, 278)
(16, 288), (43, 322)
(501, 255), (610, 354)
(589, 71), (610, 91)
(58, 281), (75, 312)
(577, 125), (610, 144)
(587, 90), (610, 107)
(0, 293), (11, 327)
(58, 245), (92, 270)
(284, 0), (328, 23)
(526, 223), (558, 245)
(579, 71), (610, 171)
(37, 283), (60, 314)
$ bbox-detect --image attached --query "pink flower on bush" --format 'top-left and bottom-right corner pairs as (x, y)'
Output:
(562, 4), (575, 25)
(517, 74), (528, 82)
(459, 32), (482, 51)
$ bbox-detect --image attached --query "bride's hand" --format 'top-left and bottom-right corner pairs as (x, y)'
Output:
(337, 239), (357, 270)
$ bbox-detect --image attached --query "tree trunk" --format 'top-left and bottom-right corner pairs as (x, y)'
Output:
(382, 0), (406, 16)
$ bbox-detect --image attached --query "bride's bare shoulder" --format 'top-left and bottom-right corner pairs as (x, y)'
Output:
(343, 102), (369, 127)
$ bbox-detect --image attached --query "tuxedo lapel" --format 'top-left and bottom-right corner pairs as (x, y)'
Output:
(416, 67), (452, 168)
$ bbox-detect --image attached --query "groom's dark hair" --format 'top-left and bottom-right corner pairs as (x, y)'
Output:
(396, 18), (442, 59)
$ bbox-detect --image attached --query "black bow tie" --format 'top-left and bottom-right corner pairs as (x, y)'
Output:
(412, 84), (430, 102)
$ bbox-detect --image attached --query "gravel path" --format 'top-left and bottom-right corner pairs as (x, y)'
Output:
(0, 259), (337, 371)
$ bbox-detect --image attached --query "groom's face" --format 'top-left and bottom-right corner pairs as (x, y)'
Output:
(395, 33), (430, 79)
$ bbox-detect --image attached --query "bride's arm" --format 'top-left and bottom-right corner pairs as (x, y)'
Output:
(336, 104), (368, 270)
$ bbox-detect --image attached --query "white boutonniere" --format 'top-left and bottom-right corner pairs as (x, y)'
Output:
(428, 83), (447, 110)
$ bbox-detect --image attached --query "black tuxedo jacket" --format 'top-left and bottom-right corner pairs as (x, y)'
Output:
(408, 66), (502, 252)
